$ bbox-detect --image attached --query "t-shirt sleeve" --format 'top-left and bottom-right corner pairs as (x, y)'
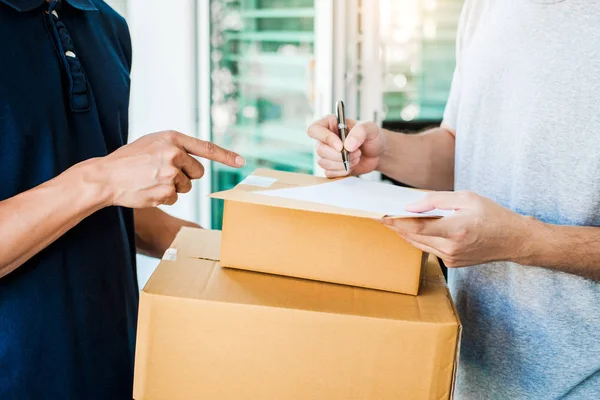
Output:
(442, 0), (474, 132)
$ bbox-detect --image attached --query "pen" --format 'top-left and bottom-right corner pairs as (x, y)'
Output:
(336, 100), (350, 172)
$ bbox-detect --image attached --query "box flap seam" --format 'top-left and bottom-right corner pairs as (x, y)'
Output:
(191, 256), (220, 263)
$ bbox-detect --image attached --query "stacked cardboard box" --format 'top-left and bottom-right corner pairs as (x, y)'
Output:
(212, 169), (427, 295)
(134, 170), (462, 400)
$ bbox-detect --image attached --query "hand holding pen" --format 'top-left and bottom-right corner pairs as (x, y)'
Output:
(307, 105), (385, 178)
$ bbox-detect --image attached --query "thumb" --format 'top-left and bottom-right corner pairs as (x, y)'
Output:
(405, 192), (465, 213)
(344, 120), (376, 152)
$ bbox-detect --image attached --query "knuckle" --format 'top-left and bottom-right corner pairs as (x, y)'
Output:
(324, 134), (335, 147)
(203, 140), (216, 154)
(410, 220), (425, 235)
(443, 243), (459, 257)
(164, 196), (177, 206)
(315, 143), (326, 157)
(453, 225), (469, 240)
(444, 259), (457, 268)
(153, 186), (174, 204)
(225, 150), (237, 164)
(165, 186), (177, 199)
(180, 179), (192, 193)
(165, 148), (181, 162)
(165, 167), (179, 180)
(461, 190), (476, 201)
(163, 130), (179, 142)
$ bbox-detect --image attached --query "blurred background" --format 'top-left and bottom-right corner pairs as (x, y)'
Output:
(105, 0), (462, 286)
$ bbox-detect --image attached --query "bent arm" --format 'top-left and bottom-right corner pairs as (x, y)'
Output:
(377, 125), (456, 191)
(134, 208), (201, 258)
(0, 160), (109, 279)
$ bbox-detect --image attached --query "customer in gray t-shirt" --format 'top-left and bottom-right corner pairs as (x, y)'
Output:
(307, 1), (600, 398)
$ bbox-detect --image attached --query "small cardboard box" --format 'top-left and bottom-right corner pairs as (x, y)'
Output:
(211, 169), (428, 295)
(133, 228), (461, 400)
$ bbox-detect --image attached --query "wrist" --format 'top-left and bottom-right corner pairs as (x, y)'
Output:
(374, 126), (389, 172)
(511, 215), (552, 266)
(69, 158), (115, 209)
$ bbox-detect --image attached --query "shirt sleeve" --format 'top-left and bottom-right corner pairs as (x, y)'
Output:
(442, 0), (474, 132)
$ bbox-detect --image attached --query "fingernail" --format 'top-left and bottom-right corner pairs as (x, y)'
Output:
(379, 218), (391, 225)
(333, 141), (343, 152)
(235, 156), (246, 166)
(345, 137), (357, 151)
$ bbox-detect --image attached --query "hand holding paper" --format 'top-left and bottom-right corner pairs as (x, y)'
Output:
(381, 190), (533, 268)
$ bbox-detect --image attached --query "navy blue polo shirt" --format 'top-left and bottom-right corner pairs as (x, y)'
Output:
(0, 1), (138, 398)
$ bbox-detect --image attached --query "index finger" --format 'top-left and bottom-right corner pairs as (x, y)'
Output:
(173, 133), (245, 168)
(381, 217), (452, 238)
(307, 115), (358, 152)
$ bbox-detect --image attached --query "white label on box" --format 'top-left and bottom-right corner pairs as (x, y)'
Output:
(239, 175), (277, 188)
(163, 248), (178, 261)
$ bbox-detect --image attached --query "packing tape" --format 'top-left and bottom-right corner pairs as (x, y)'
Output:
(162, 248), (178, 261)
(239, 175), (277, 188)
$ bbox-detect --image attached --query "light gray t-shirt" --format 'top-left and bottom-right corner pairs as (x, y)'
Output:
(443, 1), (600, 398)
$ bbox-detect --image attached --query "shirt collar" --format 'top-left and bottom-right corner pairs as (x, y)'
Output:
(0, 0), (98, 12)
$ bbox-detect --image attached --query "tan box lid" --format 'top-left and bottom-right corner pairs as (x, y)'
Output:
(211, 169), (399, 219)
(145, 228), (459, 326)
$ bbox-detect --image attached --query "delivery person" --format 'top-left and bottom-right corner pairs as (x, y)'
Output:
(308, 1), (600, 398)
(0, 0), (245, 398)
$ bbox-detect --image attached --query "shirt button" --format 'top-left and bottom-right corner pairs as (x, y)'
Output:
(65, 51), (76, 58)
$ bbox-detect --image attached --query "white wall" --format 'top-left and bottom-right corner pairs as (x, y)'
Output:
(105, 0), (127, 17)
(106, 0), (198, 288)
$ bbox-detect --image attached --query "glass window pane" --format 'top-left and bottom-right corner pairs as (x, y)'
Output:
(209, 0), (316, 228)
(380, 0), (462, 123)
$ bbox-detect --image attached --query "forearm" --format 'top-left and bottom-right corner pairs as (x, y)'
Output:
(377, 126), (456, 191)
(134, 208), (201, 258)
(0, 160), (108, 279)
(518, 219), (600, 280)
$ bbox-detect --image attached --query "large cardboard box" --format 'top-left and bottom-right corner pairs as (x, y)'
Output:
(211, 169), (428, 295)
(133, 228), (461, 400)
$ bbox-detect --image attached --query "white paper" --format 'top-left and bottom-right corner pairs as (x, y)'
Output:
(256, 177), (453, 218)
(239, 175), (277, 188)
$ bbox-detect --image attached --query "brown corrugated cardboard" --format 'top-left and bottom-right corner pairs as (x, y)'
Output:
(133, 228), (461, 400)
(211, 168), (429, 295)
